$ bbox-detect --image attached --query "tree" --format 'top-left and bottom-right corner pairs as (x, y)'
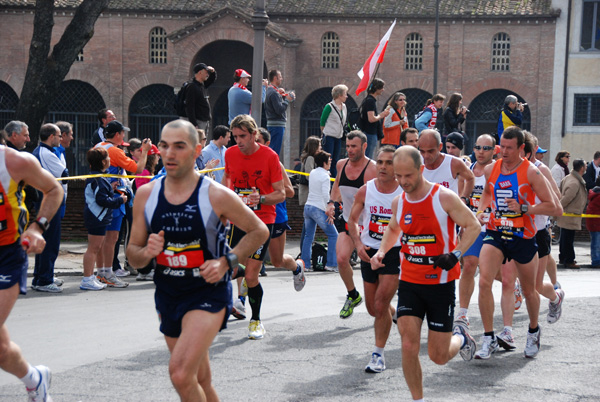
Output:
(15, 0), (109, 148)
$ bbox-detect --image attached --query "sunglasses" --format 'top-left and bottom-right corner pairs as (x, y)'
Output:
(474, 145), (494, 151)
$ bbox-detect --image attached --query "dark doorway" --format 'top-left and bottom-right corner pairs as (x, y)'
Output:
(128, 83), (179, 144)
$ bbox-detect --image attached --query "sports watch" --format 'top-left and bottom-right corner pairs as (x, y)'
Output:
(520, 204), (529, 214)
(32, 217), (49, 233)
(225, 252), (239, 271)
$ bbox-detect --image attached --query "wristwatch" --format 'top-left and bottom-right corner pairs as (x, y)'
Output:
(259, 195), (266, 204)
(520, 204), (529, 214)
(452, 250), (462, 260)
(225, 252), (239, 271)
(32, 217), (49, 233)
(460, 196), (469, 206)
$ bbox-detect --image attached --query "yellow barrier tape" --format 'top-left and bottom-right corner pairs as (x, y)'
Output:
(285, 168), (335, 182)
(562, 212), (600, 218)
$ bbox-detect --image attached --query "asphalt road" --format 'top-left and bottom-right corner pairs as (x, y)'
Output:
(1, 266), (599, 401)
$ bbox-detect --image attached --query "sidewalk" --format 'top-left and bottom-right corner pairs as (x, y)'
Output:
(28, 239), (596, 277)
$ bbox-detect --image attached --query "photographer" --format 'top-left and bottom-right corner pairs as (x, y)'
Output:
(497, 94), (525, 140)
(443, 92), (468, 136)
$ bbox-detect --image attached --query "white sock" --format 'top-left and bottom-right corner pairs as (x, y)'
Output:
(551, 294), (560, 304)
(86, 275), (96, 280)
(414, 399), (425, 402)
(373, 346), (384, 357)
(458, 307), (468, 317)
(101, 267), (111, 276)
(20, 365), (40, 389)
(504, 326), (513, 333)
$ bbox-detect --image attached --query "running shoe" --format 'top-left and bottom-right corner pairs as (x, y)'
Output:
(474, 335), (499, 360)
(547, 289), (565, 324)
(114, 268), (131, 277)
(32, 283), (63, 293)
(240, 278), (248, 297)
(524, 327), (541, 358)
(454, 313), (470, 328)
(453, 320), (476, 361)
(365, 353), (386, 373)
(231, 299), (246, 320)
(53, 277), (64, 287)
(553, 281), (561, 290)
(514, 279), (523, 311)
(136, 270), (155, 281)
(339, 294), (363, 319)
(248, 320), (265, 340)
(80, 277), (105, 291)
(392, 308), (398, 325)
(27, 365), (52, 402)
(496, 328), (516, 350)
(324, 266), (339, 273)
(97, 274), (129, 288)
(293, 259), (306, 291)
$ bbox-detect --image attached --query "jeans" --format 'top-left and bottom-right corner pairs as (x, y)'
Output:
(267, 126), (285, 156)
(322, 135), (341, 178)
(301, 204), (338, 269)
(33, 204), (64, 287)
(365, 133), (378, 159)
(591, 231), (600, 266)
(559, 228), (575, 264)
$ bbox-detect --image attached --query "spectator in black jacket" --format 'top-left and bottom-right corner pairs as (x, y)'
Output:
(443, 92), (467, 135)
(185, 63), (216, 134)
(583, 151), (600, 190)
(91, 108), (116, 145)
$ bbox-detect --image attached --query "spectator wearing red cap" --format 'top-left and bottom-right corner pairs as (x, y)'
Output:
(228, 68), (267, 124)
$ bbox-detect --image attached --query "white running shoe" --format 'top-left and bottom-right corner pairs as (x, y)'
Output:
(293, 259), (306, 291)
(27, 365), (52, 402)
(97, 274), (129, 288)
(114, 268), (131, 277)
(324, 266), (338, 272)
(80, 277), (105, 291)
(453, 320), (476, 361)
(474, 335), (499, 360)
(524, 327), (541, 358)
(553, 281), (561, 290)
(231, 299), (246, 320)
(248, 320), (265, 340)
(514, 279), (523, 311)
(547, 289), (565, 324)
(365, 353), (386, 373)
(454, 313), (470, 328)
(53, 277), (64, 287)
(496, 328), (516, 350)
(32, 283), (63, 293)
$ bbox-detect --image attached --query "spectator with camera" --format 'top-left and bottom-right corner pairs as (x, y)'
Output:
(497, 94), (524, 139)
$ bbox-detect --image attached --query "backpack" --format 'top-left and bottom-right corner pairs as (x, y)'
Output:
(174, 80), (192, 117)
(311, 243), (327, 271)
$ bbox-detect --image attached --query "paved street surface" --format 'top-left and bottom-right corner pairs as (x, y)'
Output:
(0, 241), (598, 401)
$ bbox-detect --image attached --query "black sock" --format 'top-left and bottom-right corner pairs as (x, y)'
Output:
(248, 284), (264, 321)
(484, 331), (495, 338)
(528, 325), (539, 334)
(348, 288), (359, 299)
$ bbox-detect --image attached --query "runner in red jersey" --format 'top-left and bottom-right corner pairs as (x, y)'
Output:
(223, 114), (306, 340)
(475, 126), (557, 359)
(371, 146), (480, 401)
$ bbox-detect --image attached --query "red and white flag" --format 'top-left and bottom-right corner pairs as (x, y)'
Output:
(355, 20), (396, 96)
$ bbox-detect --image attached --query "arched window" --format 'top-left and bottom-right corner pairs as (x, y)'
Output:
(129, 84), (178, 141)
(405, 33), (423, 70)
(149, 27), (168, 64)
(321, 32), (340, 69)
(491, 33), (510, 71)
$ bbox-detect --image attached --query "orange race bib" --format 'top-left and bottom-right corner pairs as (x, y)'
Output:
(156, 240), (205, 268)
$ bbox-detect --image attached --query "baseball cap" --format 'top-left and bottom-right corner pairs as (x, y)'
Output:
(445, 132), (464, 150)
(235, 69), (251, 78)
(536, 147), (548, 154)
(193, 63), (208, 73)
(105, 120), (130, 135)
(148, 144), (160, 155)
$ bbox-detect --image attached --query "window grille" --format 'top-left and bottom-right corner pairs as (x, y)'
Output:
(150, 27), (168, 64)
(322, 32), (340, 69)
(405, 33), (423, 71)
(491, 33), (510, 71)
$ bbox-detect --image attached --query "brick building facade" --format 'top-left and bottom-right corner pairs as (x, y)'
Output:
(0, 0), (561, 239)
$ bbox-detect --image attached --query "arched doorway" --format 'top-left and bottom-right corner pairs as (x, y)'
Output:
(48, 80), (106, 175)
(0, 81), (18, 129)
(299, 87), (358, 152)
(128, 84), (178, 144)
(465, 89), (530, 152)
(192, 40), (268, 131)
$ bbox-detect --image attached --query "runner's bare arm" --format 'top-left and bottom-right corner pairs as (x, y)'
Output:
(454, 157), (475, 199)
(526, 165), (559, 217)
(127, 182), (159, 268)
(440, 188), (480, 255)
(475, 163), (495, 225)
(6, 149), (64, 253)
(280, 162), (294, 198)
(347, 185), (370, 261)
(330, 159), (345, 203)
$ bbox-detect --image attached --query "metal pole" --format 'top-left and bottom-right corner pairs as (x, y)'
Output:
(251, 0), (269, 124)
(433, 0), (439, 94)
